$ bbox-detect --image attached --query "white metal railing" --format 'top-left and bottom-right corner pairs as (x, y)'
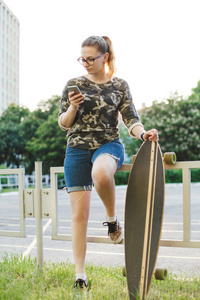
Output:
(0, 160), (200, 269)
(161, 161), (200, 248)
(0, 174), (18, 191)
(50, 161), (200, 249)
(24, 174), (50, 188)
(0, 168), (25, 237)
(0, 174), (50, 190)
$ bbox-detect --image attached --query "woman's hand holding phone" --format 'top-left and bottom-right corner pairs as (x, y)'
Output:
(68, 86), (84, 110)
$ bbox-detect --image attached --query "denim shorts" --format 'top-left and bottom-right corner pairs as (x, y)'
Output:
(64, 139), (124, 193)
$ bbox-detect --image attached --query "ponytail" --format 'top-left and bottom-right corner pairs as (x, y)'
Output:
(102, 36), (116, 79)
(81, 35), (116, 79)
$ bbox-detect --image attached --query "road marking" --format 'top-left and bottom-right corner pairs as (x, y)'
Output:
(163, 222), (200, 225)
(0, 223), (51, 228)
(158, 255), (200, 260)
(27, 235), (51, 238)
(0, 244), (200, 260)
(0, 217), (20, 220)
(0, 245), (27, 248)
(58, 226), (107, 231)
(59, 219), (109, 224)
(0, 220), (200, 233)
(22, 219), (52, 258)
(162, 230), (200, 233)
(42, 247), (124, 256)
(1, 217), (200, 225)
(1, 223), (200, 234)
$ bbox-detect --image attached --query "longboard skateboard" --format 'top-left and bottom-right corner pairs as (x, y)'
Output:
(125, 140), (165, 300)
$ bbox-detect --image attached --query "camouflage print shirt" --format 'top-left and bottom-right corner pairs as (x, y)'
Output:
(58, 76), (142, 150)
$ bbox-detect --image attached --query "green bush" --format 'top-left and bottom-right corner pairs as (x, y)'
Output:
(57, 173), (65, 189)
(191, 169), (200, 182)
(165, 168), (200, 183)
(49, 166), (200, 187)
(0, 177), (8, 185)
(114, 171), (130, 185)
(165, 169), (182, 183)
(57, 173), (64, 181)
(115, 168), (200, 185)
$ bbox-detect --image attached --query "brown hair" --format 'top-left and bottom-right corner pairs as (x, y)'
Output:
(81, 35), (116, 78)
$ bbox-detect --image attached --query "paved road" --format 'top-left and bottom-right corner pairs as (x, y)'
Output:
(0, 184), (200, 277)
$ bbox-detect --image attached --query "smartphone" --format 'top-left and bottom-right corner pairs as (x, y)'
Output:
(68, 85), (82, 95)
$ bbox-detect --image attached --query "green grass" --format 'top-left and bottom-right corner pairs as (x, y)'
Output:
(0, 188), (19, 193)
(0, 254), (199, 300)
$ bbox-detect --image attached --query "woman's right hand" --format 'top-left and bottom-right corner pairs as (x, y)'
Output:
(68, 91), (84, 110)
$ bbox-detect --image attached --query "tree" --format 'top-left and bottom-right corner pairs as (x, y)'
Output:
(25, 108), (67, 174)
(0, 95), (64, 173)
(19, 110), (45, 173)
(1, 82), (199, 174)
(119, 77), (200, 162)
(140, 93), (200, 161)
(119, 88), (200, 162)
(118, 119), (141, 161)
(22, 95), (62, 173)
(189, 80), (200, 101)
(0, 105), (30, 167)
(36, 95), (61, 119)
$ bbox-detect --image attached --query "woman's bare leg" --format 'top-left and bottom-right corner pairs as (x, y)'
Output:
(92, 155), (123, 244)
(92, 155), (117, 217)
(69, 190), (91, 274)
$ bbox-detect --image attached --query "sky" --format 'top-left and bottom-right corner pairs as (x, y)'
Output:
(4, 0), (200, 111)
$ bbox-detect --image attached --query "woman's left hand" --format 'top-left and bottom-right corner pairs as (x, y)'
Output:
(143, 129), (159, 142)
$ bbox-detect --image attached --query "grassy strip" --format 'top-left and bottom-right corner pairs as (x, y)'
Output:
(0, 188), (19, 193)
(0, 254), (199, 299)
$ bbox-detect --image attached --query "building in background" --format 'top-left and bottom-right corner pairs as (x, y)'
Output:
(0, 0), (19, 115)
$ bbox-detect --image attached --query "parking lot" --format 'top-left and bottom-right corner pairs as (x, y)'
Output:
(0, 184), (200, 277)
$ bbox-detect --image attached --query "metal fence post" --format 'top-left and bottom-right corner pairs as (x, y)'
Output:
(35, 161), (43, 269)
(182, 167), (191, 242)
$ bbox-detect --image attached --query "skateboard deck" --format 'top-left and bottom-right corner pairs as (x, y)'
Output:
(125, 140), (165, 300)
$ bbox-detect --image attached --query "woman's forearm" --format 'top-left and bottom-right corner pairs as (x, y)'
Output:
(59, 105), (78, 129)
(131, 125), (159, 142)
(131, 125), (145, 140)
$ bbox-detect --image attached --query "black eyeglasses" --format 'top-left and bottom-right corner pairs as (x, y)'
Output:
(77, 54), (104, 66)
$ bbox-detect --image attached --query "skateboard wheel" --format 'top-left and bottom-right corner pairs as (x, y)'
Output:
(122, 266), (126, 277)
(163, 152), (176, 165)
(154, 268), (168, 280)
(132, 155), (136, 164)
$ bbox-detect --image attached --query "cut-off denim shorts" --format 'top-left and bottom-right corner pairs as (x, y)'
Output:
(64, 139), (124, 193)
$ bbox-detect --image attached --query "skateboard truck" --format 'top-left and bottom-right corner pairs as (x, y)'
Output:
(122, 266), (168, 281)
(132, 151), (177, 165)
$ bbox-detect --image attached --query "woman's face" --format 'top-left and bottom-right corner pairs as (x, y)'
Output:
(80, 46), (108, 75)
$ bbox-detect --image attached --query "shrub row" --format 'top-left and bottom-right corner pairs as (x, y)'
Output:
(114, 169), (200, 185)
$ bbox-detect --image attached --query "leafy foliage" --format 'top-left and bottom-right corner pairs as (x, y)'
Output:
(0, 96), (66, 174)
(26, 109), (67, 174)
(0, 105), (30, 167)
(0, 81), (200, 175)
(140, 95), (200, 161)
(119, 81), (200, 162)
(189, 79), (200, 101)
(118, 118), (142, 160)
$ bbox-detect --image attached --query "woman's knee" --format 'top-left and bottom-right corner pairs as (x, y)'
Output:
(92, 168), (106, 185)
(92, 161), (116, 187)
(70, 191), (91, 223)
(72, 209), (89, 224)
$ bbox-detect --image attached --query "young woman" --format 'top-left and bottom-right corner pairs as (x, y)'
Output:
(58, 36), (159, 290)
